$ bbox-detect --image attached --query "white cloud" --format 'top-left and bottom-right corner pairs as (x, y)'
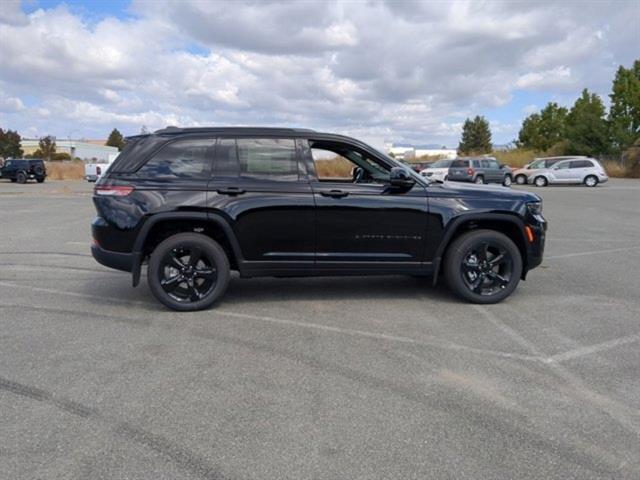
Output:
(0, 0), (637, 145)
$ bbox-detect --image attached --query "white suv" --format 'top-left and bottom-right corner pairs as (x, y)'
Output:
(529, 158), (608, 187)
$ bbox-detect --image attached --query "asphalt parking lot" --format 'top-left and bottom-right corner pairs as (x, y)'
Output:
(1, 179), (639, 479)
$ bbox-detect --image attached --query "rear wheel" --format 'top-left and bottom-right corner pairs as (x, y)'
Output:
(147, 233), (230, 311)
(444, 229), (522, 304)
(533, 176), (547, 187)
(515, 174), (527, 185)
(16, 172), (27, 184)
(584, 175), (598, 187)
(474, 175), (485, 184)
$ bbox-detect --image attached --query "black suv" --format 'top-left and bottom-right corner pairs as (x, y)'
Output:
(1, 159), (46, 183)
(91, 127), (546, 311)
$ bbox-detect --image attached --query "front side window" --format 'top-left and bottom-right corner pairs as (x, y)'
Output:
(310, 142), (390, 184)
(237, 138), (298, 180)
(137, 139), (213, 179)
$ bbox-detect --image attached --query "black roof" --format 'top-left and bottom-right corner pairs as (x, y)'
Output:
(153, 126), (317, 135)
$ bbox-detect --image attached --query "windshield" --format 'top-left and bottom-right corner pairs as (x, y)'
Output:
(430, 159), (453, 168)
(528, 159), (544, 169)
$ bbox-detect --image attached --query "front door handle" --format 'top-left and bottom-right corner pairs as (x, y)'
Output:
(216, 187), (246, 196)
(320, 189), (349, 198)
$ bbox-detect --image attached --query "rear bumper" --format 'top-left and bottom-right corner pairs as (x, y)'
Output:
(91, 243), (133, 272)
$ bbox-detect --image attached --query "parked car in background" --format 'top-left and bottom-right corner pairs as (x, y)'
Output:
(448, 157), (512, 186)
(419, 159), (454, 181)
(85, 163), (108, 182)
(529, 158), (608, 187)
(0, 159), (46, 183)
(512, 156), (585, 185)
(408, 161), (432, 173)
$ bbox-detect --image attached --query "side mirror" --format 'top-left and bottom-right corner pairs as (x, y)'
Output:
(389, 167), (415, 188)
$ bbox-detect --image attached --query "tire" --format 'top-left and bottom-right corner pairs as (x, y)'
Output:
(584, 175), (598, 187)
(502, 175), (512, 187)
(444, 229), (522, 304)
(533, 176), (547, 187)
(515, 174), (527, 185)
(474, 176), (485, 184)
(147, 232), (230, 311)
(16, 172), (27, 184)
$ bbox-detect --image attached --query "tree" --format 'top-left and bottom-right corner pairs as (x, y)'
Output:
(608, 59), (640, 153)
(458, 115), (492, 154)
(38, 135), (57, 161)
(565, 89), (609, 156)
(0, 128), (23, 159)
(106, 128), (125, 151)
(517, 102), (568, 151)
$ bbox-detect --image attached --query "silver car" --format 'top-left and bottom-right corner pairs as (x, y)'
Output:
(528, 158), (608, 187)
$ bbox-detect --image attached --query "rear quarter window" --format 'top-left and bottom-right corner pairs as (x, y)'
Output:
(136, 139), (214, 179)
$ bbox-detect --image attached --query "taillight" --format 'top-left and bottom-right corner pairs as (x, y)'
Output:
(94, 185), (134, 196)
(467, 168), (474, 176)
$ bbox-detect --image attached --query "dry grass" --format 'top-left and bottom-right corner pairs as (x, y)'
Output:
(45, 161), (85, 180)
(491, 149), (537, 168)
(315, 157), (353, 178)
(602, 160), (639, 178)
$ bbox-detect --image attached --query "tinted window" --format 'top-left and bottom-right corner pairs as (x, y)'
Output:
(137, 139), (213, 179)
(214, 138), (240, 176)
(237, 138), (298, 180)
(571, 160), (593, 168)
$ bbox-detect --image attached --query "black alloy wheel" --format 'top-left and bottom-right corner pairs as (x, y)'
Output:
(445, 229), (522, 304)
(148, 233), (230, 311)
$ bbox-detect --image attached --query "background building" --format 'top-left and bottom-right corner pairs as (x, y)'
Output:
(21, 139), (118, 162)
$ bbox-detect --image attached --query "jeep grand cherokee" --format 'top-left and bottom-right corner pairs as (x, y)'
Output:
(91, 127), (546, 311)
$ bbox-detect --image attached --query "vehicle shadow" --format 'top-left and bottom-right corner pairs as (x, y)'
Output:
(220, 274), (458, 306)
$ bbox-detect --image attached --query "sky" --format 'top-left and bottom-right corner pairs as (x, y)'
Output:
(0, 0), (638, 148)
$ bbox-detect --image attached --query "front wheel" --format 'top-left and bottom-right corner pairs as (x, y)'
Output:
(147, 233), (230, 311)
(444, 229), (522, 304)
(533, 176), (548, 187)
(584, 175), (598, 187)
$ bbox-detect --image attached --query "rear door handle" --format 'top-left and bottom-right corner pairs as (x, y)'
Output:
(320, 189), (349, 198)
(216, 187), (246, 195)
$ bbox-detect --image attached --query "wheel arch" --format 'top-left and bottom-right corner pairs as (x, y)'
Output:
(131, 212), (243, 287)
(432, 213), (528, 285)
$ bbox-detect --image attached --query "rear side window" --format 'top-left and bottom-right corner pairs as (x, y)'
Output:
(236, 138), (298, 180)
(136, 139), (213, 179)
(571, 160), (593, 168)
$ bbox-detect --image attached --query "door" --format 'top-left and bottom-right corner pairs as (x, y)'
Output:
(207, 137), (315, 270)
(486, 158), (503, 183)
(550, 161), (573, 183)
(304, 139), (429, 268)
